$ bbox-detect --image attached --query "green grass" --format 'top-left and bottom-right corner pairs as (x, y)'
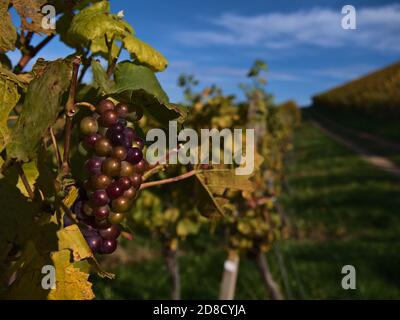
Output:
(304, 107), (400, 166)
(279, 121), (400, 298)
(93, 120), (400, 299)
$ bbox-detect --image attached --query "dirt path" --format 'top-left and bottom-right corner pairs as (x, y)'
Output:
(313, 113), (400, 152)
(311, 121), (400, 178)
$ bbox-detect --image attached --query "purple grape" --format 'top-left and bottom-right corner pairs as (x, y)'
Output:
(85, 157), (103, 175)
(91, 190), (109, 207)
(84, 133), (101, 149)
(94, 206), (110, 219)
(110, 122), (125, 133)
(126, 147), (143, 164)
(80, 224), (98, 238)
(82, 216), (96, 228)
(100, 239), (117, 254)
(133, 136), (145, 150)
(99, 225), (121, 240)
(115, 103), (129, 118)
(118, 176), (132, 191)
(123, 127), (135, 145)
(85, 235), (102, 252)
(106, 181), (124, 199)
(108, 131), (125, 146)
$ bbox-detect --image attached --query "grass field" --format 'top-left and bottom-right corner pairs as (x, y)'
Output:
(93, 120), (400, 299)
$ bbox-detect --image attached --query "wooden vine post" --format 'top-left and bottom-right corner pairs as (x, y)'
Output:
(219, 250), (240, 300)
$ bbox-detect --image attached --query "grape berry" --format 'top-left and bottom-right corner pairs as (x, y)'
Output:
(71, 99), (146, 254)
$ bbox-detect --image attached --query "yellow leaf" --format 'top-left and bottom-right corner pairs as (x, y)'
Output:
(48, 250), (94, 300)
(122, 34), (168, 72)
(57, 224), (93, 261)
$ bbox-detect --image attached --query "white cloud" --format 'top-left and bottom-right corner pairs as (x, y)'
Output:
(174, 4), (400, 52)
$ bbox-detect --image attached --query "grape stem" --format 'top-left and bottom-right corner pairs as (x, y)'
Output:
(142, 146), (181, 181)
(140, 169), (198, 190)
(74, 102), (96, 112)
(62, 56), (81, 176)
(16, 162), (34, 200)
(49, 127), (62, 170)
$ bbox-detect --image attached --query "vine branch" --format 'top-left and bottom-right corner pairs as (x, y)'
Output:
(142, 146), (181, 181)
(49, 127), (62, 169)
(16, 162), (34, 200)
(140, 170), (197, 190)
(14, 34), (55, 74)
(62, 56), (81, 176)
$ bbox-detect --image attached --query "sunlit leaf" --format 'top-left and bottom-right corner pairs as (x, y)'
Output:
(6, 59), (72, 162)
(110, 61), (186, 125)
(0, 66), (25, 153)
(67, 0), (133, 46)
(122, 34), (168, 72)
(0, 1), (17, 53)
(11, 0), (55, 35)
(48, 250), (95, 300)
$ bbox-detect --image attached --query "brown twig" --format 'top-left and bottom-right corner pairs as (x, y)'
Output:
(142, 146), (181, 181)
(49, 127), (62, 169)
(105, 34), (121, 78)
(16, 162), (34, 200)
(7, 115), (18, 121)
(142, 163), (168, 181)
(62, 56), (81, 176)
(74, 102), (96, 112)
(140, 170), (197, 190)
(14, 34), (55, 74)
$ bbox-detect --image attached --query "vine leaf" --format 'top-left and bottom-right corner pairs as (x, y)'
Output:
(56, 225), (93, 262)
(16, 161), (38, 197)
(122, 34), (168, 72)
(0, 168), (37, 265)
(176, 218), (201, 238)
(6, 59), (72, 162)
(91, 60), (186, 125)
(194, 156), (263, 217)
(91, 59), (113, 93)
(11, 0), (55, 35)
(90, 36), (120, 59)
(0, 1), (17, 53)
(0, 66), (25, 153)
(111, 61), (186, 125)
(67, 0), (133, 47)
(48, 250), (95, 300)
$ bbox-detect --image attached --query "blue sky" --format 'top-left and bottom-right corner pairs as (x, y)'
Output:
(7, 0), (400, 106)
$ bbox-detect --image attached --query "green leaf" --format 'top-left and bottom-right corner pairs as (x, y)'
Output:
(91, 59), (113, 94)
(176, 218), (200, 237)
(0, 168), (38, 274)
(0, 66), (25, 153)
(122, 34), (168, 72)
(90, 36), (121, 59)
(67, 0), (133, 46)
(56, 12), (81, 49)
(110, 61), (186, 125)
(6, 59), (72, 162)
(0, 1), (17, 53)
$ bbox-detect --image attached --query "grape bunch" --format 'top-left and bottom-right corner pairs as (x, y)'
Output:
(68, 99), (147, 254)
